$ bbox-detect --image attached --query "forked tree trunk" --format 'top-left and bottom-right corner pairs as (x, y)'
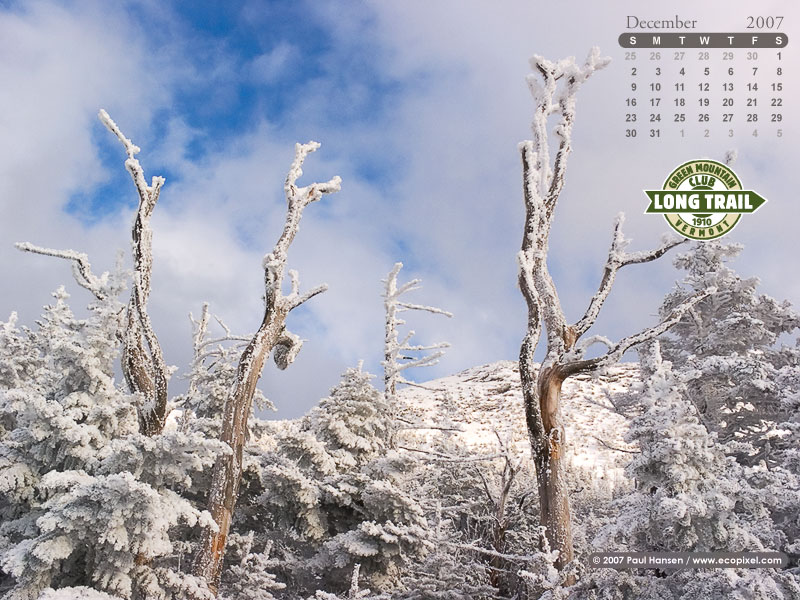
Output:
(515, 50), (709, 585)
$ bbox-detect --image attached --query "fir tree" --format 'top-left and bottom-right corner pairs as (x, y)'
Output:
(0, 285), (221, 599)
(260, 367), (430, 595)
(583, 342), (799, 599)
(659, 241), (800, 452)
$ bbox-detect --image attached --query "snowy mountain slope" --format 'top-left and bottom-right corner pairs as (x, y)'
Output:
(396, 361), (641, 490)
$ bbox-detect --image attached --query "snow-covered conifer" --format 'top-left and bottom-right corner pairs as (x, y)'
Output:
(582, 342), (800, 599)
(0, 283), (221, 599)
(219, 536), (285, 600)
(659, 240), (800, 451)
(260, 368), (430, 595)
(310, 367), (391, 469)
(597, 342), (776, 553)
(394, 503), (494, 600)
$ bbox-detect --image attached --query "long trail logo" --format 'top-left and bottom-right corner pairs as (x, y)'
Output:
(644, 160), (767, 240)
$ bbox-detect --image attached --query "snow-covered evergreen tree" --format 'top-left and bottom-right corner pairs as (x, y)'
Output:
(0, 283), (222, 599)
(657, 241), (800, 570)
(598, 342), (777, 553)
(218, 534), (285, 600)
(260, 367), (431, 595)
(393, 503), (494, 600)
(659, 241), (800, 452)
(581, 342), (800, 599)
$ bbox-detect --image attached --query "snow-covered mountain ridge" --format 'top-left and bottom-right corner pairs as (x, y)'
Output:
(397, 360), (641, 489)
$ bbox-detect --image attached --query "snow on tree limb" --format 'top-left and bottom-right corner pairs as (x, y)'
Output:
(396, 301), (453, 317)
(573, 213), (686, 338)
(15, 242), (108, 301)
(395, 349), (447, 372)
(562, 287), (717, 375)
(518, 48), (611, 361)
(98, 109), (164, 209)
(525, 48), (610, 211)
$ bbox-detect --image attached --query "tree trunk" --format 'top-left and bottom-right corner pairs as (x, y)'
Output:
(523, 364), (574, 582)
(193, 316), (283, 591)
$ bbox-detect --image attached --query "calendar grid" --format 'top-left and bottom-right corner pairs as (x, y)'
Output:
(621, 37), (785, 140)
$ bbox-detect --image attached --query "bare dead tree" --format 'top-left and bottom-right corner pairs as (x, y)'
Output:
(382, 262), (452, 446)
(192, 141), (341, 590)
(516, 48), (715, 579)
(17, 110), (171, 436)
(98, 110), (172, 436)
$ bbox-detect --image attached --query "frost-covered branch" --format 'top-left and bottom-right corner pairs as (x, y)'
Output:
(590, 435), (639, 454)
(99, 109), (170, 437)
(518, 48), (611, 359)
(396, 301), (453, 316)
(396, 416), (465, 433)
(393, 378), (447, 392)
(398, 446), (503, 463)
(15, 242), (108, 301)
(194, 141), (339, 590)
(573, 213), (686, 338)
(395, 350), (447, 372)
(454, 542), (540, 564)
(561, 287), (716, 376)
(526, 48), (610, 211)
(572, 334), (614, 356)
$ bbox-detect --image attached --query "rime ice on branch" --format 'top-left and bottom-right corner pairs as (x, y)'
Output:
(382, 262), (452, 446)
(99, 109), (171, 437)
(193, 141), (340, 590)
(515, 48), (714, 580)
(18, 110), (171, 437)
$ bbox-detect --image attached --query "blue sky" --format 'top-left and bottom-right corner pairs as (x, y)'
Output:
(1, 0), (798, 417)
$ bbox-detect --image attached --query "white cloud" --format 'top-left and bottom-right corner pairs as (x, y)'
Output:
(3, 0), (799, 419)
(249, 42), (295, 83)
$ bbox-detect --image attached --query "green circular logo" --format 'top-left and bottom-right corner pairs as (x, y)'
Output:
(644, 160), (767, 241)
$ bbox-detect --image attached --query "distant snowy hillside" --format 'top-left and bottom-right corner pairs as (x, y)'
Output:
(397, 361), (641, 490)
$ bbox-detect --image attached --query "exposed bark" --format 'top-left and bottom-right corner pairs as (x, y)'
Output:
(515, 49), (714, 582)
(98, 110), (171, 436)
(192, 142), (340, 591)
